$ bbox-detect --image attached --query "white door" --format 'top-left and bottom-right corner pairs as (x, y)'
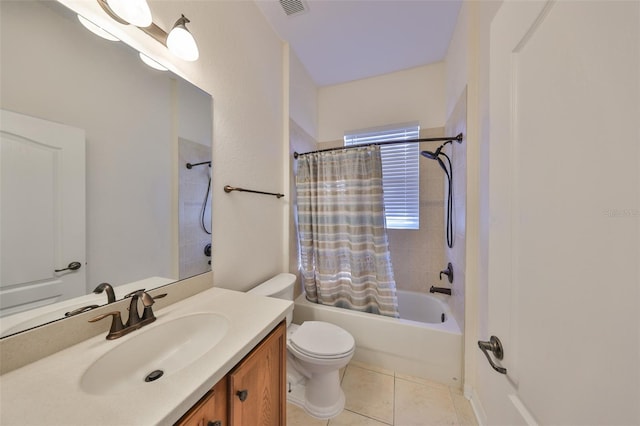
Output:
(0, 109), (86, 316)
(485, 1), (639, 424)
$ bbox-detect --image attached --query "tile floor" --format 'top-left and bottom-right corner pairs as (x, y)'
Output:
(287, 361), (478, 426)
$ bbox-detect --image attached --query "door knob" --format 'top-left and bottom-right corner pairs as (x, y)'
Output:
(55, 261), (82, 272)
(478, 335), (507, 374)
(236, 389), (248, 401)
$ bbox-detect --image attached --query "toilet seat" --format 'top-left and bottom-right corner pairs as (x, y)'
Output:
(289, 321), (355, 359)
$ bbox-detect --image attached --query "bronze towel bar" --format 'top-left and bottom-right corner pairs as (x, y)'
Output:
(224, 185), (284, 199)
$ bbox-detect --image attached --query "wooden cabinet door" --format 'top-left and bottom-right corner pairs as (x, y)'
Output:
(228, 321), (286, 426)
(177, 378), (227, 426)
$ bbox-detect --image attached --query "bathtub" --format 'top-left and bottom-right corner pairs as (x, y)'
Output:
(292, 290), (462, 387)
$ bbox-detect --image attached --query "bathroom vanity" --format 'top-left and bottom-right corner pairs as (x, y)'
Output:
(0, 287), (292, 425)
(177, 321), (286, 425)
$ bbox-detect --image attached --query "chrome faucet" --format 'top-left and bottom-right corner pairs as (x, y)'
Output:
(89, 289), (166, 340)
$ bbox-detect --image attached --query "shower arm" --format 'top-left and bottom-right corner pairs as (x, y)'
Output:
(186, 161), (211, 169)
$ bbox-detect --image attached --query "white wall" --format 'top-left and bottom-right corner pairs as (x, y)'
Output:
(318, 63), (446, 142)
(59, 0), (288, 291)
(443, 0), (503, 415)
(288, 49), (319, 297)
(290, 51), (318, 140)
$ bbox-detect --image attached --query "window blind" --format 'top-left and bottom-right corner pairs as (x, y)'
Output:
(344, 123), (420, 230)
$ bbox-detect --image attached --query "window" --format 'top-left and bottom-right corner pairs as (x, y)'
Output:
(344, 123), (420, 230)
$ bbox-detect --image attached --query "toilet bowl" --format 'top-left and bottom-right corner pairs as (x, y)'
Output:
(248, 273), (355, 419)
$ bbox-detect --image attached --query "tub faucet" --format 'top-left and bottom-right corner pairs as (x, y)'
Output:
(430, 286), (452, 296)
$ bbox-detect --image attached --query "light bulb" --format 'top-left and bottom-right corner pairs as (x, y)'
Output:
(77, 15), (119, 41)
(107, 0), (152, 27)
(166, 15), (199, 61)
(139, 53), (168, 71)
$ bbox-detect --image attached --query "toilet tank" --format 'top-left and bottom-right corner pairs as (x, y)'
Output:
(248, 273), (296, 300)
(248, 273), (296, 325)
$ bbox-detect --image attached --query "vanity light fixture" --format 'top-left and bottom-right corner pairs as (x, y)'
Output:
(96, 0), (200, 62)
(139, 52), (168, 71)
(77, 15), (120, 41)
(106, 0), (152, 28)
(166, 15), (199, 62)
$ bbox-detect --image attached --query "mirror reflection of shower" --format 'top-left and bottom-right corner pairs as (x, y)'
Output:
(178, 139), (212, 279)
(186, 161), (212, 236)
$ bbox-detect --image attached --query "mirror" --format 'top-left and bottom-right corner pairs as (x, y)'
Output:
(0, 0), (213, 337)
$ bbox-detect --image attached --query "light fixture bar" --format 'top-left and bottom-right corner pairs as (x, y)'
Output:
(96, 0), (197, 61)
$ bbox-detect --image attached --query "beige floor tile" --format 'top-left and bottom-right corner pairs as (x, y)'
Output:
(394, 378), (458, 426)
(395, 372), (450, 391)
(448, 385), (464, 396)
(328, 409), (391, 426)
(452, 393), (478, 426)
(287, 402), (328, 426)
(342, 365), (395, 424)
(348, 360), (394, 376)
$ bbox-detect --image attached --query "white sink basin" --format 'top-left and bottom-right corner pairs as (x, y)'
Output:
(80, 313), (229, 395)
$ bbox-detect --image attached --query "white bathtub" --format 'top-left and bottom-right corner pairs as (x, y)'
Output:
(292, 290), (462, 387)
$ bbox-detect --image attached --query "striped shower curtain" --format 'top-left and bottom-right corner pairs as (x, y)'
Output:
(295, 145), (399, 318)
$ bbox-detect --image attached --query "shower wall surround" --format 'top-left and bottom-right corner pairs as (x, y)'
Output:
(445, 88), (468, 329)
(314, 126), (448, 295)
(389, 127), (447, 294)
(315, 62), (447, 295)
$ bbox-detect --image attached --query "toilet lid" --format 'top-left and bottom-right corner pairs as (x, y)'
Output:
(289, 321), (355, 358)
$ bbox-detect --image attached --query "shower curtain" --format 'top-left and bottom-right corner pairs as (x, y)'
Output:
(296, 145), (399, 318)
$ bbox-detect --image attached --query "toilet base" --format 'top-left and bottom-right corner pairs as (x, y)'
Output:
(287, 377), (346, 420)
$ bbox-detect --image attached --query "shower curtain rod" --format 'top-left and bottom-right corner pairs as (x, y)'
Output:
(293, 133), (463, 159)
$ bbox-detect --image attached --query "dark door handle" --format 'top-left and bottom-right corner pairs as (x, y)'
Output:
(207, 421), (222, 426)
(478, 335), (507, 374)
(55, 261), (82, 272)
(236, 389), (248, 401)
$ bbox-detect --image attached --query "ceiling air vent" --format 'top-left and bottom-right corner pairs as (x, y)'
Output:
(279, 0), (307, 16)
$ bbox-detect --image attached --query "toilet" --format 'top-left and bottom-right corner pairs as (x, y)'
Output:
(248, 273), (355, 419)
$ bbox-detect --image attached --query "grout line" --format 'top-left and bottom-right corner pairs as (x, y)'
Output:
(449, 387), (461, 425)
(342, 409), (394, 426)
(392, 373), (396, 425)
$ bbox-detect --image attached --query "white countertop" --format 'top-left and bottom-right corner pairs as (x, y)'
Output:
(0, 287), (293, 425)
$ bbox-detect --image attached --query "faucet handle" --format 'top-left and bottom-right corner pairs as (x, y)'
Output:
(140, 291), (158, 322)
(65, 304), (99, 317)
(152, 293), (168, 300)
(141, 292), (155, 308)
(439, 262), (454, 283)
(124, 289), (145, 299)
(88, 311), (125, 339)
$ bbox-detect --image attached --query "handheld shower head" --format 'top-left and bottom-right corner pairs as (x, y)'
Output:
(420, 139), (451, 160)
(420, 141), (455, 249)
(421, 145), (448, 173)
(420, 149), (439, 160)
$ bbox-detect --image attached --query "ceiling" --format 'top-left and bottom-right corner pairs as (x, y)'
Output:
(255, 0), (463, 87)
